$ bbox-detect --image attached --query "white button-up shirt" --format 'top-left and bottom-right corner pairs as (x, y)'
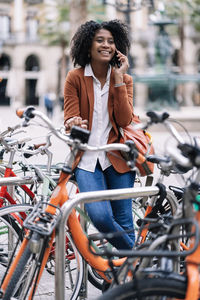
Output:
(78, 64), (112, 172)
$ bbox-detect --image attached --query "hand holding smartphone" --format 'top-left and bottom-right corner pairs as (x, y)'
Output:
(114, 51), (121, 68)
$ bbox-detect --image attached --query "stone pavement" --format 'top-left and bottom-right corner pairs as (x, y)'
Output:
(0, 104), (199, 299)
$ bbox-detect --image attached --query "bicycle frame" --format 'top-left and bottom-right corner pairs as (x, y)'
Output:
(0, 149), (35, 222)
(0, 136), (60, 223)
(0, 170), (35, 221)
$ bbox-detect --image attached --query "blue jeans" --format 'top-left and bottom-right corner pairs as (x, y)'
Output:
(74, 161), (136, 250)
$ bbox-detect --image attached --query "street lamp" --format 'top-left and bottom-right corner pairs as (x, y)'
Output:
(103, 0), (155, 28)
(103, 0), (154, 24)
(102, 0), (154, 72)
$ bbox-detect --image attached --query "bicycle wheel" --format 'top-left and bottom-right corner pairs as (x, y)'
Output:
(136, 189), (179, 240)
(97, 276), (187, 299)
(0, 205), (84, 300)
(0, 206), (34, 290)
(1, 230), (84, 300)
(136, 190), (181, 273)
(0, 213), (23, 279)
(86, 190), (179, 291)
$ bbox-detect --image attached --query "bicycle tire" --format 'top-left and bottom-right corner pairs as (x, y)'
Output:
(2, 243), (32, 300)
(97, 276), (187, 299)
(88, 265), (103, 290)
(0, 213), (23, 282)
(0, 205), (33, 293)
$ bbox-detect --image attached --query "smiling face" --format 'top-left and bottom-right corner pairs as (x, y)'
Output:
(90, 28), (116, 65)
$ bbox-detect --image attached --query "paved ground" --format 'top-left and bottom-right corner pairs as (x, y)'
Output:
(0, 104), (200, 299)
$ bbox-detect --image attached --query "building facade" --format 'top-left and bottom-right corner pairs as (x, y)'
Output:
(0, 0), (200, 108)
(0, 0), (62, 107)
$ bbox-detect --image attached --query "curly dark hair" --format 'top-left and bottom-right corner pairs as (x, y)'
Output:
(70, 19), (130, 67)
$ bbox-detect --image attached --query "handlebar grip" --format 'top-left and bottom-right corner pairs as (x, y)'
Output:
(16, 106), (36, 120)
(16, 108), (25, 118)
(147, 154), (170, 164)
(146, 111), (169, 123)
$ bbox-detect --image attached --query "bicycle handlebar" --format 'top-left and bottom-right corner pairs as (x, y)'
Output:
(16, 106), (131, 154)
(17, 106), (200, 171)
(0, 124), (21, 138)
(132, 111), (185, 145)
(133, 111), (200, 170)
(19, 135), (52, 158)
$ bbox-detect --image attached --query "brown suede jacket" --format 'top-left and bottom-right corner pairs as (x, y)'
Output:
(64, 67), (134, 173)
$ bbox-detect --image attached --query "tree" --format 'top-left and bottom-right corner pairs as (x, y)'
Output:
(69, 0), (87, 41)
(39, 1), (70, 97)
(164, 0), (200, 71)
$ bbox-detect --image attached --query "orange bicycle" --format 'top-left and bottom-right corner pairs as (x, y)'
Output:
(0, 107), (179, 300)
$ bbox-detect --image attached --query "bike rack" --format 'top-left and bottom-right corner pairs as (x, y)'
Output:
(55, 185), (160, 300)
(0, 176), (35, 186)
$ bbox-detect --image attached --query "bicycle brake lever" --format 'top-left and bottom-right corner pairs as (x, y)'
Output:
(146, 111), (169, 123)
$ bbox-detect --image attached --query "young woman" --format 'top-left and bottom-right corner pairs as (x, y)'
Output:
(64, 19), (136, 250)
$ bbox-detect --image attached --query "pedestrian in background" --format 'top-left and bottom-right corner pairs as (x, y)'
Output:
(44, 91), (56, 118)
(64, 19), (136, 250)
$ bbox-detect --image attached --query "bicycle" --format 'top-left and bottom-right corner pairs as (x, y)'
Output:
(0, 107), (179, 300)
(96, 111), (200, 299)
(0, 132), (74, 294)
(0, 122), (119, 294)
(0, 125), (36, 211)
(0, 130), (54, 281)
(0, 121), (107, 294)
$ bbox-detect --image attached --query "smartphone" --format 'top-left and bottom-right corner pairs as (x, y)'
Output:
(114, 52), (121, 68)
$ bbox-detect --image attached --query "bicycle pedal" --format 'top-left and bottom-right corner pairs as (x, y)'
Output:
(23, 202), (62, 236)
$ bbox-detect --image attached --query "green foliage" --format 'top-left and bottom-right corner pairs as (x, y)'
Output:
(39, 2), (70, 47)
(39, 0), (105, 46)
(190, 0), (200, 31)
(87, 0), (106, 22)
(164, 0), (200, 32)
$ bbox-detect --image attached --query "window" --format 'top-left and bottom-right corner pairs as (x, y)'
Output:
(25, 54), (40, 71)
(25, 0), (43, 4)
(0, 53), (11, 71)
(26, 16), (38, 40)
(0, 15), (11, 40)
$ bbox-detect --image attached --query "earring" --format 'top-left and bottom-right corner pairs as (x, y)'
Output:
(88, 53), (91, 58)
